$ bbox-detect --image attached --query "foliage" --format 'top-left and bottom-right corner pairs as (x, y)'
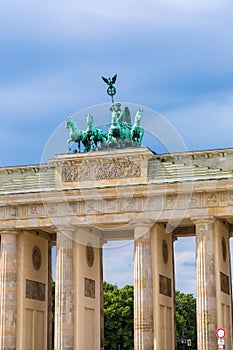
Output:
(52, 280), (196, 350)
(175, 290), (197, 349)
(104, 282), (134, 350)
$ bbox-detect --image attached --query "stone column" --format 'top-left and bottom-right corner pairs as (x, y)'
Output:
(134, 224), (154, 350)
(54, 227), (74, 350)
(194, 218), (216, 350)
(99, 244), (104, 350)
(47, 241), (54, 350)
(0, 230), (18, 350)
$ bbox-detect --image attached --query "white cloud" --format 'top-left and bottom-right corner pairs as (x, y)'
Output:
(1, 0), (233, 293)
(164, 91), (233, 151)
(174, 237), (196, 294)
(103, 238), (197, 294)
(1, 0), (232, 44)
(103, 241), (134, 287)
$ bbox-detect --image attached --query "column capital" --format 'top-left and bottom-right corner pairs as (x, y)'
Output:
(52, 224), (75, 242)
(132, 220), (154, 240)
(191, 216), (216, 225)
(131, 219), (155, 230)
(0, 229), (19, 236)
(52, 224), (75, 232)
(130, 219), (154, 227)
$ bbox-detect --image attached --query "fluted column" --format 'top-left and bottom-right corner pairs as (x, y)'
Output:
(134, 225), (154, 350)
(194, 218), (216, 350)
(0, 230), (18, 350)
(99, 244), (104, 350)
(48, 241), (54, 350)
(55, 227), (74, 350)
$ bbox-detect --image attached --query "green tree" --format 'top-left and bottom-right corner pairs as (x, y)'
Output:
(52, 281), (196, 349)
(104, 282), (134, 350)
(175, 290), (197, 349)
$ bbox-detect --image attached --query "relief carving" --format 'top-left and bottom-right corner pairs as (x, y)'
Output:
(103, 199), (118, 213)
(85, 201), (97, 214)
(32, 246), (42, 270)
(0, 207), (5, 218)
(45, 204), (59, 216)
(2, 190), (233, 224)
(84, 277), (95, 298)
(9, 206), (18, 217)
(220, 272), (230, 295)
(86, 243), (94, 267)
(159, 274), (172, 297)
(65, 202), (77, 214)
(61, 166), (78, 182)
(26, 279), (46, 301)
(227, 192), (233, 204)
(207, 193), (217, 205)
(61, 159), (141, 182)
(166, 195), (177, 208)
(190, 194), (198, 207)
(29, 204), (41, 216)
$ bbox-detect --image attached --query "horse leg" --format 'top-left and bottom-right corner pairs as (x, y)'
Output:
(78, 140), (81, 152)
(67, 138), (73, 151)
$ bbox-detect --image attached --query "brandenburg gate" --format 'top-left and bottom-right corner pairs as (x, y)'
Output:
(0, 100), (233, 349)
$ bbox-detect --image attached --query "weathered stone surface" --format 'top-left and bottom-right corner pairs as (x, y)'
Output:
(0, 231), (18, 350)
(134, 226), (154, 350)
(0, 148), (233, 350)
(54, 229), (74, 350)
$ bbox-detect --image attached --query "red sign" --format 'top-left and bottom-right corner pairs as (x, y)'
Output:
(216, 328), (226, 339)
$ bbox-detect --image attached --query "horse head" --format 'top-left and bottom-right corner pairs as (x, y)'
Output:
(87, 114), (94, 129)
(65, 117), (72, 129)
(135, 109), (143, 125)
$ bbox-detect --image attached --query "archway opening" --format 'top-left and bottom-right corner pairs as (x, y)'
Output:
(174, 236), (196, 350)
(103, 240), (134, 350)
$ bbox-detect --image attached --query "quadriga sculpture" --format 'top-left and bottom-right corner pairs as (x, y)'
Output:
(65, 104), (144, 153)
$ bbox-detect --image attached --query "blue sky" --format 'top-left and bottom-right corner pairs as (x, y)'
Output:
(1, 0), (233, 294)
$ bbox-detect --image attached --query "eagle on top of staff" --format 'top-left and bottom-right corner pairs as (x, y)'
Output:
(102, 74), (117, 103)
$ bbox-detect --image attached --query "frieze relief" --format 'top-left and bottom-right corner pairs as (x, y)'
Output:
(0, 207), (5, 218)
(64, 202), (78, 215)
(1, 190), (233, 222)
(9, 206), (18, 217)
(28, 204), (43, 216)
(227, 191), (233, 205)
(61, 159), (141, 182)
(45, 203), (60, 217)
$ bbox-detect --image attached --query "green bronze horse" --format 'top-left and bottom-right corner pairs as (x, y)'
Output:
(85, 114), (107, 151)
(65, 116), (107, 152)
(131, 109), (144, 146)
(65, 117), (85, 152)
